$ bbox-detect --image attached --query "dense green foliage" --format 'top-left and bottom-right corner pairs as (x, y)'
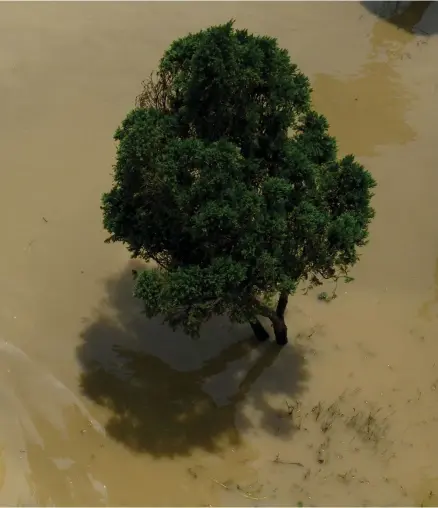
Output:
(102, 21), (376, 345)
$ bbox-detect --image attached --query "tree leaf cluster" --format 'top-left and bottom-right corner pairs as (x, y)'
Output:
(102, 21), (376, 337)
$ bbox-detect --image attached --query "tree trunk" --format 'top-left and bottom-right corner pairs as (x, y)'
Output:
(276, 291), (289, 318)
(250, 318), (270, 342)
(250, 294), (289, 345)
(271, 315), (288, 346)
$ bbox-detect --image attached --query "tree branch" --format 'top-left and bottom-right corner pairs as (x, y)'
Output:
(250, 295), (278, 322)
(167, 297), (222, 321)
(149, 255), (168, 270)
(276, 291), (289, 318)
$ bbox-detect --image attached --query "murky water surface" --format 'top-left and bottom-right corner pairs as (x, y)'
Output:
(1, 1), (438, 505)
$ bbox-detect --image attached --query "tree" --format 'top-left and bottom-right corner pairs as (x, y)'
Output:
(102, 21), (376, 346)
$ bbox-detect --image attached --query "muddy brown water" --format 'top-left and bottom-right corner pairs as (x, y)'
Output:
(1, 1), (438, 505)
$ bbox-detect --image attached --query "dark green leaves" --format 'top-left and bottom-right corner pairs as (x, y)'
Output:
(102, 21), (376, 337)
(134, 258), (247, 336)
(160, 21), (311, 152)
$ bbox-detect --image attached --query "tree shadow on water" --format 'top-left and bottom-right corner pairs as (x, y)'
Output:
(76, 261), (309, 458)
(361, 1), (438, 36)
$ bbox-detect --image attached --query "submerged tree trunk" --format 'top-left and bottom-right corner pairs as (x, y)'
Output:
(250, 318), (270, 342)
(250, 292), (290, 346)
(272, 291), (289, 345)
(276, 291), (289, 319)
(271, 315), (288, 346)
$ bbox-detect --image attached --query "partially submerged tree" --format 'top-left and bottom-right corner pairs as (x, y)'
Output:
(102, 21), (376, 345)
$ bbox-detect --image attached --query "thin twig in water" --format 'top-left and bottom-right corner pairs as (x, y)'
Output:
(210, 477), (269, 501)
(273, 453), (304, 467)
(236, 485), (268, 501)
(240, 492), (268, 501)
(209, 477), (230, 490)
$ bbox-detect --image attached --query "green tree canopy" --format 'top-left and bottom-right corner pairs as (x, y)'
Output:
(102, 21), (376, 345)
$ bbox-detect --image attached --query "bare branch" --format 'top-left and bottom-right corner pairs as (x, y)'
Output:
(135, 70), (173, 113)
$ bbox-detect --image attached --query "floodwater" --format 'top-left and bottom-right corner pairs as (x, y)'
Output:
(1, 1), (438, 505)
